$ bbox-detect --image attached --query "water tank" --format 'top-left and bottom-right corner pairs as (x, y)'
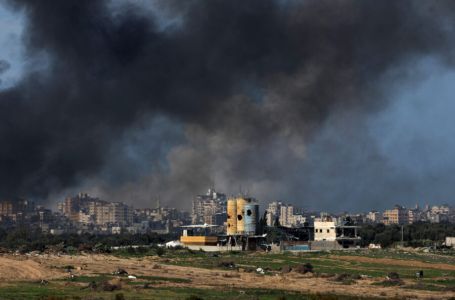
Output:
(236, 197), (246, 233)
(227, 198), (237, 235)
(244, 203), (259, 235)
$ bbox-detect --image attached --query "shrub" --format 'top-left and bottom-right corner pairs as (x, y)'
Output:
(156, 247), (165, 256)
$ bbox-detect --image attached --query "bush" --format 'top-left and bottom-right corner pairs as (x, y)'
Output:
(186, 296), (204, 300)
(294, 263), (313, 274)
(156, 247), (165, 256)
(115, 293), (125, 300)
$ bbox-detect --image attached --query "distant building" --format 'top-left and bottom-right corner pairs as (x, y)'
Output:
(313, 216), (360, 249)
(191, 188), (226, 225)
(383, 205), (408, 225)
(366, 211), (380, 223)
(280, 205), (294, 227)
(266, 201), (282, 226)
(57, 193), (133, 226)
(0, 198), (34, 218)
(446, 237), (455, 247)
(266, 201), (305, 228)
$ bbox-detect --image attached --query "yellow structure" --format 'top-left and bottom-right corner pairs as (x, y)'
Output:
(236, 197), (246, 233)
(180, 236), (218, 246)
(227, 198), (237, 235)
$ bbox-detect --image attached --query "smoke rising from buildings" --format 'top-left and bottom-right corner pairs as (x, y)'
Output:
(1, 0), (455, 210)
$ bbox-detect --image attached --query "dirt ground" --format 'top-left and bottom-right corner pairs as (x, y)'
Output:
(0, 253), (453, 299)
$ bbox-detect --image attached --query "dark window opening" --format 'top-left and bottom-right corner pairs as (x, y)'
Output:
(237, 215), (243, 221)
(247, 209), (252, 216)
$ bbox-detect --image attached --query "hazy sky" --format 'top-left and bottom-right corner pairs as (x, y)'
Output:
(1, 1), (455, 212)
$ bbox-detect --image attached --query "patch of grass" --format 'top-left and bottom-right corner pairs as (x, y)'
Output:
(163, 250), (454, 282)
(0, 282), (383, 300)
(60, 274), (113, 283)
(402, 283), (446, 291)
(135, 275), (192, 283)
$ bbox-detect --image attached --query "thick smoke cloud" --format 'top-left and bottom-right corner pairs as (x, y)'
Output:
(0, 59), (10, 84)
(1, 0), (455, 210)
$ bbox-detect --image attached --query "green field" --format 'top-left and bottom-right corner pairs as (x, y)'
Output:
(0, 281), (382, 300)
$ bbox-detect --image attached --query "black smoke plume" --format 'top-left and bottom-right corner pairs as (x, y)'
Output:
(1, 0), (455, 209)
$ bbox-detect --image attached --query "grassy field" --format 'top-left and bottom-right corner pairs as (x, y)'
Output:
(0, 280), (383, 300)
(158, 249), (455, 279)
(0, 249), (452, 299)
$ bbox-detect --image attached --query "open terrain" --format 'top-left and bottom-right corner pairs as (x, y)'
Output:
(0, 249), (453, 299)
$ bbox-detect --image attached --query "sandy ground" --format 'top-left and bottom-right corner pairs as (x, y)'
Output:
(0, 253), (453, 299)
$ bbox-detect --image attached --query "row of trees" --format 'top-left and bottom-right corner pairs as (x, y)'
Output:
(0, 227), (178, 253)
(359, 222), (455, 247)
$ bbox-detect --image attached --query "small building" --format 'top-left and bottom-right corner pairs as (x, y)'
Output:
(445, 237), (455, 247)
(179, 226), (220, 249)
(312, 216), (360, 250)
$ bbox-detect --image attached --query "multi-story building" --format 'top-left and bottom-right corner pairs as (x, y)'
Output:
(191, 188), (226, 225)
(383, 205), (408, 225)
(266, 201), (306, 227)
(0, 198), (34, 216)
(280, 204), (295, 227)
(266, 201), (282, 226)
(57, 193), (133, 226)
(0, 198), (35, 222)
(366, 211), (381, 223)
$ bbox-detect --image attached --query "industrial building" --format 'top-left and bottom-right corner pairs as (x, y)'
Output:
(179, 196), (261, 251)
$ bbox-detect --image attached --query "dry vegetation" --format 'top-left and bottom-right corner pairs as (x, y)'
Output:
(0, 249), (453, 299)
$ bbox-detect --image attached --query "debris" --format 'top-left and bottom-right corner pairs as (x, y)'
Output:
(294, 263), (313, 274)
(143, 283), (151, 289)
(384, 272), (403, 285)
(102, 281), (121, 292)
(128, 275), (137, 279)
(113, 268), (128, 275)
(281, 265), (292, 273)
(40, 279), (49, 286)
(218, 261), (235, 269)
(386, 272), (400, 280)
(256, 267), (265, 274)
(331, 273), (356, 284)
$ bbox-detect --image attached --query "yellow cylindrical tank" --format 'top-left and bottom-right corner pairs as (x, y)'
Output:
(236, 197), (247, 233)
(227, 198), (237, 235)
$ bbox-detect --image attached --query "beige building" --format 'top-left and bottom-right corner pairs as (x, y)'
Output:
(279, 205), (294, 227)
(314, 219), (337, 241)
(313, 216), (360, 249)
(366, 211), (380, 223)
(58, 194), (133, 226)
(383, 206), (408, 225)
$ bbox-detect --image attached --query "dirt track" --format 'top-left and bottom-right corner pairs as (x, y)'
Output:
(0, 254), (453, 299)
